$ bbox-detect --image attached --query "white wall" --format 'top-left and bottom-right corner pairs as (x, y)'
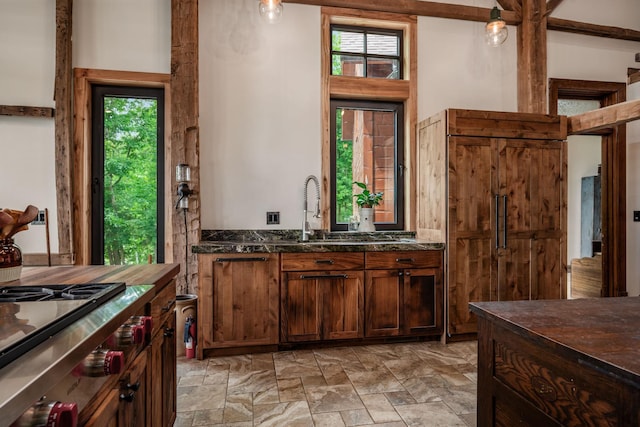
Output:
(199, 1), (321, 230)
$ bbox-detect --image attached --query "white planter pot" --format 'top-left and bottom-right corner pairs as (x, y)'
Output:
(358, 207), (376, 232)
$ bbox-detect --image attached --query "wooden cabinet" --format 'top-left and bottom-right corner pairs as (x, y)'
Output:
(281, 253), (364, 342)
(85, 348), (150, 427)
(364, 251), (443, 338)
(198, 254), (280, 351)
(417, 109), (567, 338)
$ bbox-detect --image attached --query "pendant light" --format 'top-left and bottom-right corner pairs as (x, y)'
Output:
(485, 6), (508, 47)
(259, 0), (283, 23)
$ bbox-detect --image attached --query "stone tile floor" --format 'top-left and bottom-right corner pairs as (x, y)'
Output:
(174, 341), (478, 427)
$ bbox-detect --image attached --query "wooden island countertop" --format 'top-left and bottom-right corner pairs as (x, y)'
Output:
(15, 263), (180, 291)
(470, 297), (640, 427)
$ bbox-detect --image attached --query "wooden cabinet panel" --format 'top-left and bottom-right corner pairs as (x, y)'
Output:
(365, 269), (402, 337)
(404, 268), (443, 335)
(418, 109), (567, 338)
(365, 250), (441, 269)
(199, 254), (279, 349)
(282, 270), (363, 342)
(282, 272), (322, 342)
(282, 252), (364, 271)
(365, 251), (443, 338)
(150, 312), (176, 427)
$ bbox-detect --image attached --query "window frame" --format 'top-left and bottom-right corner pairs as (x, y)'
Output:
(321, 7), (417, 233)
(330, 99), (405, 231)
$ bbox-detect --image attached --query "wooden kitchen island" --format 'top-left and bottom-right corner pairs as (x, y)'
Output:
(470, 297), (640, 427)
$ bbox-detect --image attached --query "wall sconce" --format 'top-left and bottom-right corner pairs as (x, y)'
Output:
(485, 6), (508, 47)
(258, 0), (283, 23)
(176, 163), (192, 210)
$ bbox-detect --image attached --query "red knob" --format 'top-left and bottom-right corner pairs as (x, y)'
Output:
(138, 316), (153, 334)
(47, 402), (78, 427)
(103, 350), (124, 375)
(131, 324), (144, 344)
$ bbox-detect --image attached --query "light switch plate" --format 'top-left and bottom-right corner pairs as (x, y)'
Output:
(634, 211), (640, 222)
(267, 211), (280, 225)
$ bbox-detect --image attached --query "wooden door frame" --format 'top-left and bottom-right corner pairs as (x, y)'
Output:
(549, 78), (627, 297)
(73, 68), (172, 266)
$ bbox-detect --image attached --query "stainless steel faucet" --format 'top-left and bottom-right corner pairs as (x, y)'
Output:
(302, 175), (320, 241)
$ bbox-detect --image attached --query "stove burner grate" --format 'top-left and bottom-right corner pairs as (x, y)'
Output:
(0, 284), (120, 302)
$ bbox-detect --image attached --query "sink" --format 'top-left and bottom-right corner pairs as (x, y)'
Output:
(301, 240), (413, 245)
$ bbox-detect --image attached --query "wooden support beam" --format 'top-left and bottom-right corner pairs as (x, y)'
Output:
(567, 99), (640, 134)
(544, 0), (563, 16)
(0, 105), (54, 118)
(171, 0), (200, 294)
(629, 68), (640, 85)
(55, 0), (74, 257)
(284, 0), (521, 24)
(518, 0), (547, 114)
(548, 17), (640, 42)
(497, 0), (521, 14)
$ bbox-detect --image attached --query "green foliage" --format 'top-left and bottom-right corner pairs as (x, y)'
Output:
(335, 108), (353, 223)
(353, 181), (383, 207)
(103, 96), (158, 265)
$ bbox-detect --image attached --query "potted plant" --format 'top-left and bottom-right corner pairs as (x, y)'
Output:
(353, 181), (383, 232)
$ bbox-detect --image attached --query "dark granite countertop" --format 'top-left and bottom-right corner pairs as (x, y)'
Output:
(192, 230), (445, 254)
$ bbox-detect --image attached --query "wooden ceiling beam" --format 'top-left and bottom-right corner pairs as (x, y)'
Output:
(285, 0), (640, 42)
(497, 0), (521, 14)
(283, 0), (521, 24)
(547, 17), (640, 42)
(568, 99), (640, 134)
(544, 0), (563, 16)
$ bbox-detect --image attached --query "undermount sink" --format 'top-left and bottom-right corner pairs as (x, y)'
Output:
(301, 239), (414, 245)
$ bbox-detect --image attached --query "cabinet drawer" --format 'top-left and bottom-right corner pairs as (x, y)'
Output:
(281, 252), (364, 271)
(148, 279), (176, 338)
(493, 330), (626, 426)
(365, 250), (442, 269)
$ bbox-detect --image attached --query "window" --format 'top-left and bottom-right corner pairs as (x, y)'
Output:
(331, 25), (402, 79)
(331, 100), (404, 231)
(322, 9), (416, 232)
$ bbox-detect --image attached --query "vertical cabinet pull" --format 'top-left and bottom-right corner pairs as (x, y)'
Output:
(502, 195), (508, 249)
(495, 194), (500, 249)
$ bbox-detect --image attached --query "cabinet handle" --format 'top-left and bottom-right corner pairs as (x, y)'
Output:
(126, 381), (141, 391)
(164, 327), (175, 337)
(502, 195), (508, 249)
(405, 271), (411, 276)
(398, 271), (403, 276)
(161, 299), (175, 313)
(314, 259), (334, 265)
(119, 392), (135, 403)
(495, 194), (500, 249)
(215, 257), (267, 263)
(299, 274), (348, 280)
(395, 258), (415, 263)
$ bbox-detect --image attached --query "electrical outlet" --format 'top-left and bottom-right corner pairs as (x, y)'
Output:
(634, 211), (640, 222)
(32, 210), (46, 225)
(266, 211), (280, 225)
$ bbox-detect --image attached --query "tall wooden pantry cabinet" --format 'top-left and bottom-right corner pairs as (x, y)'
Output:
(417, 109), (567, 339)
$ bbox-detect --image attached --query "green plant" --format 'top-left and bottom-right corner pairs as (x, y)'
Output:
(353, 181), (383, 208)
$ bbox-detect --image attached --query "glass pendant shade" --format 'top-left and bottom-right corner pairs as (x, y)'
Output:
(259, 0), (283, 23)
(485, 7), (508, 47)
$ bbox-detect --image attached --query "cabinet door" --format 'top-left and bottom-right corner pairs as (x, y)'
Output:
(498, 139), (565, 301)
(282, 272), (322, 342)
(323, 271), (364, 340)
(199, 254), (279, 348)
(365, 269), (401, 337)
(151, 313), (176, 427)
(403, 268), (443, 336)
(448, 136), (496, 335)
(118, 348), (149, 427)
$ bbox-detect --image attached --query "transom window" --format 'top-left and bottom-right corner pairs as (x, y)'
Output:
(331, 25), (402, 79)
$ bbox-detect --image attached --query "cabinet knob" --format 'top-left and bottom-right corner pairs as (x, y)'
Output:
(119, 392), (135, 403)
(398, 271), (403, 276)
(164, 327), (175, 337)
(405, 271), (411, 276)
(126, 381), (141, 391)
